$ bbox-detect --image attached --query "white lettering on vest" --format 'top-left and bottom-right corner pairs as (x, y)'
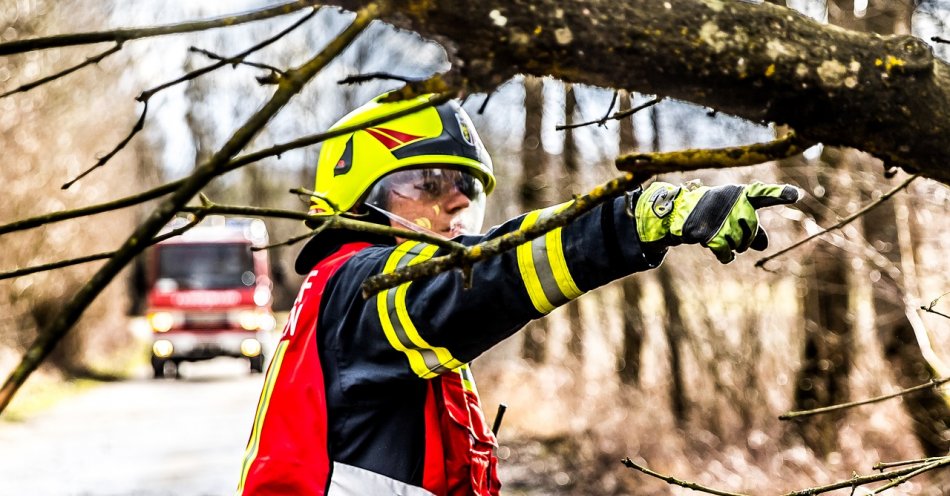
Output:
(285, 270), (317, 337)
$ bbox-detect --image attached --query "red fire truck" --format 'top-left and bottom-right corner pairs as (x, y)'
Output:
(144, 216), (276, 378)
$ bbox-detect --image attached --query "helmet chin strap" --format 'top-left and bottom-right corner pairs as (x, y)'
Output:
(366, 204), (447, 240)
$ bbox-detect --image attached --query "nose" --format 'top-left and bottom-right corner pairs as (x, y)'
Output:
(441, 187), (471, 214)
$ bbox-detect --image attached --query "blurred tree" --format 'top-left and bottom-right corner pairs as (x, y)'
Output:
(856, 0), (950, 457)
(616, 90), (646, 386)
(789, 148), (853, 455)
(561, 84), (585, 360)
(657, 263), (689, 425)
(520, 75), (549, 363)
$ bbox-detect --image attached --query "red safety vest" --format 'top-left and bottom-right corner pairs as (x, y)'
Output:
(239, 242), (500, 495)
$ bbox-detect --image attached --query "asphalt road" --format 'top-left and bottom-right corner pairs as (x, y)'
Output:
(0, 359), (265, 496)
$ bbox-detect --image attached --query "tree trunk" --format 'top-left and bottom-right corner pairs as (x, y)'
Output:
(857, 0), (950, 457)
(657, 263), (688, 425)
(616, 90), (646, 386)
(784, 148), (854, 456)
(520, 75), (549, 363)
(794, 239), (852, 456)
(562, 84), (585, 360)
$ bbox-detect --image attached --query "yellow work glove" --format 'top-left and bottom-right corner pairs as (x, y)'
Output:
(633, 181), (801, 263)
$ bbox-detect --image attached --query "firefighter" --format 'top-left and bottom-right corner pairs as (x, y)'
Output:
(237, 94), (800, 495)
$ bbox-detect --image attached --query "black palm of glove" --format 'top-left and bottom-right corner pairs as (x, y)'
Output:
(633, 181), (801, 263)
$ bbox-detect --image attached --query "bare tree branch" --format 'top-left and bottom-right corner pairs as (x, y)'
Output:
(361, 133), (808, 297)
(0, 0), (319, 56)
(621, 457), (749, 496)
(779, 377), (950, 420)
(61, 101), (148, 189)
(0, 3), (381, 416)
(921, 291), (950, 320)
(136, 8), (317, 102)
(623, 455), (950, 496)
(311, 0), (950, 185)
(874, 456), (948, 471)
(869, 459), (949, 494)
(338, 71), (418, 85)
(615, 130), (810, 175)
(0, 42), (123, 99)
(780, 460), (950, 496)
(360, 170), (640, 296)
(190, 47), (286, 76)
(58, 8), (319, 189)
(556, 95), (660, 131)
(756, 174), (919, 268)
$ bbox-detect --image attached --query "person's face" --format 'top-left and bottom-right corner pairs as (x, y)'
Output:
(376, 168), (486, 240)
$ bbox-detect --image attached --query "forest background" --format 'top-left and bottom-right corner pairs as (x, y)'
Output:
(3, 0), (950, 494)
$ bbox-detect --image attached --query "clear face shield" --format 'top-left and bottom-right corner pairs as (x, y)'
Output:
(363, 168), (487, 239)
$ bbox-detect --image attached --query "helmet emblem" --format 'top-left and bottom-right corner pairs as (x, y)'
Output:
(456, 113), (475, 146)
(365, 127), (424, 150)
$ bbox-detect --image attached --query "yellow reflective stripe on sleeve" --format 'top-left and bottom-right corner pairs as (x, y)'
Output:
(377, 241), (463, 379)
(517, 209), (554, 313)
(237, 340), (289, 492)
(516, 202), (584, 314)
(456, 364), (478, 395)
(547, 203), (583, 299)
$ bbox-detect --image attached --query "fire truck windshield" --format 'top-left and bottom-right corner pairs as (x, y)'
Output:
(156, 243), (255, 290)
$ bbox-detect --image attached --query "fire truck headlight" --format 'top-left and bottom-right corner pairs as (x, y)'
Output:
(148, 312), (175, 333)
(240, 338), (262, 357)
(258, 312), (277, 332)
(238, 311), (259, 331)
(253, 286), (271, 307)
(153, 340), (174, 358)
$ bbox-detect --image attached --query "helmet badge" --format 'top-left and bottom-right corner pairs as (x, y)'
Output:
(455, 113), (475, 146)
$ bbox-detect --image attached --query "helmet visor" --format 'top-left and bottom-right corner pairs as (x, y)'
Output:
(364, 168), (487, 238)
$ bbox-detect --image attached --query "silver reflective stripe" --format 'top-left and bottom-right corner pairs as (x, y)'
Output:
(327, 461), (436, 496)
(530, 209), (570, 308)
(386, 244), (451, 376)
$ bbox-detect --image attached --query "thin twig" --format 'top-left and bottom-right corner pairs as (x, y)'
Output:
(252, 228), (327, 251)
(931, 36), (950, 44)
(478, 91), (493, 114)
(870, 459), (949, 494)
(288, 187), (344, 213)
(921, 291), (950, 320)
(61, 9), (315, 189)
(61, 101), (148, 189)
(780, 462), (947, 496)
(0, 42), (123, 98)
(140, 9), (316, 100)
(621, 458), (749, 496)
(0, 0), (318, 56)
(0, 93), (452, 238)
(598, 89), (619, 127)
(0, 3), (381, 416)
(338, 72), (417, 85)
(179, 203), (466, 252)
(755, 174), (918, 268)
(779, 377), (950, 420)
(874, 456), (949, 472)
(190, 46), (286, 75)
(557, 96), (661, 131)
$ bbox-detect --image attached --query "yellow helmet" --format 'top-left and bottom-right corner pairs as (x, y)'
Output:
(309, 93), (495, 216)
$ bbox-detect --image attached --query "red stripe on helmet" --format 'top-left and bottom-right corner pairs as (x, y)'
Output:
(365, 127), (423, 150)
